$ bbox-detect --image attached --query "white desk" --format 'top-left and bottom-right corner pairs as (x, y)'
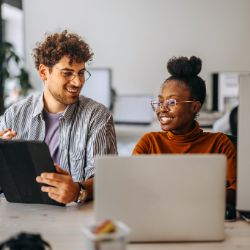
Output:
(115, 121), (160, 155)
(1, 198), (250, 250)
(0, 197), (94, 250)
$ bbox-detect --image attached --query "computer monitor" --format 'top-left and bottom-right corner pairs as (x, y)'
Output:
(212, 72), (239, 112)
(237, 74), (250, 212)
(112, 95), (154, 125)
(80, 68), (112, 109)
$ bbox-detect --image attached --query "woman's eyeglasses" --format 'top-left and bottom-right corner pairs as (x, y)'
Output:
(55, 67), (91, 82)
(151, 99), (195, 111)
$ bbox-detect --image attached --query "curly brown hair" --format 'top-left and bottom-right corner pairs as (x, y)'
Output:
(32, 30), (94, 70)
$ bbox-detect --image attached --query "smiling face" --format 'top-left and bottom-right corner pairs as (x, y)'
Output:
(39, 56), (86, 113)
(156, 80), (201, 134)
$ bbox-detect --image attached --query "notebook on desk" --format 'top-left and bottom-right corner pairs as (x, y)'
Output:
(94, 154), (226, 242)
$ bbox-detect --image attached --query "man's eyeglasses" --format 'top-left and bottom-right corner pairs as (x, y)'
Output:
(55, 67), (91, 81)
(151, 99), (195, 111)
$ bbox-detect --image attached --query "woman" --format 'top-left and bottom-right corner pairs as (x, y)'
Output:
(133, 56), (236, 205)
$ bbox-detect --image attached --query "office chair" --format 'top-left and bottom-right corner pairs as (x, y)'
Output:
(229, 106), (238, 137)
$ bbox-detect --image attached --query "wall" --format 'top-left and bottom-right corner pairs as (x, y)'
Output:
(23, 0), (250, 110)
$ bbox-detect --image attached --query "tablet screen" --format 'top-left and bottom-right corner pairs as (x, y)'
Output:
(0, 140), (64, 206)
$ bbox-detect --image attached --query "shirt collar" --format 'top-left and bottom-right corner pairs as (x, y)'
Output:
(62, 101), (79, 121)
(32, 94), (79, 121)
(33, 94), (44, 118)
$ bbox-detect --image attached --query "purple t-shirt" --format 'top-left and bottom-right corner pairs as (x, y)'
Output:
(43, 110), (62, 164)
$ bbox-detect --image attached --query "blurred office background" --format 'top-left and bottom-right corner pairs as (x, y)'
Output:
(1, 0), (250, 154)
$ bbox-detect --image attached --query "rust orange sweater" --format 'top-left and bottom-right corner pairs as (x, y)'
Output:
(133, 121), (237, 191)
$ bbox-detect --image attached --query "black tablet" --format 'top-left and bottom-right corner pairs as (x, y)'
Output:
(0, 140), (64, 206)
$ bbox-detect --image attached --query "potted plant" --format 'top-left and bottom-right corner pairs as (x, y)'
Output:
(0, 41), (32, 115)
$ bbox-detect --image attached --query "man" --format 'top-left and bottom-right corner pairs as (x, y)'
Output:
(0, 30), (117, 204)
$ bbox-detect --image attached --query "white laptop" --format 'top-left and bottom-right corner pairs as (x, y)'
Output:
(94, 154), (226, 242)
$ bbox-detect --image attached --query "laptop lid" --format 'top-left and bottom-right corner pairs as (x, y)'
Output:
(94, 154), (226, 242)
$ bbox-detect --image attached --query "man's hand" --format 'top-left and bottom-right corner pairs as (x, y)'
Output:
(36, 163), (80, 204)
(0, 129), (17, 140)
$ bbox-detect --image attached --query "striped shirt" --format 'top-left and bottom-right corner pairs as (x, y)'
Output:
(0, 94), (117, 181)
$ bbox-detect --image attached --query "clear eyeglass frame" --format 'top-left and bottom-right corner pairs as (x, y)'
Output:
(55, 67), (91, 81)
(151, 99), (195, 111)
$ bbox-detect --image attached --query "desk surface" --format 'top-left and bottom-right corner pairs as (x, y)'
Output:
(1, 197), (250, 250)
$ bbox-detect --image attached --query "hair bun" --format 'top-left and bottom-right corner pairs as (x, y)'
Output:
(167, 56), (202, 77)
